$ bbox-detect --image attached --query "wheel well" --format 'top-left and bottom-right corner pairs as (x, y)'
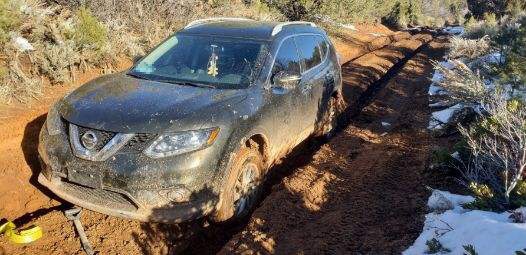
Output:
(245, 134), (268, 163)
(331, 89), (341, 99)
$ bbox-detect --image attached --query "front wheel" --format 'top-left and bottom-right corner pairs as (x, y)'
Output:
(210, 147), (264, 223)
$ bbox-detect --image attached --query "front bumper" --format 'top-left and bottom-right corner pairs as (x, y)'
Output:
(38, 173), (214, 222)
(38, 121), (225, 223)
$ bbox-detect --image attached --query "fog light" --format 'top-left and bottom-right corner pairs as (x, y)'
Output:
(137, 187), (192, 207)
(159, 187), (191, 203)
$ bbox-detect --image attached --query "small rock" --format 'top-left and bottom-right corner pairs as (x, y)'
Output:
(427, 190), (454, 213)
(510, 207), (526, 223)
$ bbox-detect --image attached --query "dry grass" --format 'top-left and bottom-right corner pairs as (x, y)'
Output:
(448, 36), (491, 60)
(433, 60), (488, 106)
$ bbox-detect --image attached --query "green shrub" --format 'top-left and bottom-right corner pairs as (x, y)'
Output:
(73, 6), (108, 50)
(39, 41), (79, 83)
(431, 147), (453, 165)
(506, 0), (526, 18)
(426, 238), (451, 254)
(467, 0), (506, 19)
(465, 13), (499, 39)
(463, 244), (479, 255)
(492, 17), (526, 93)
(467, 0), (526, 19)
(461, 131), (526, 211)
(0, 0), (20, 44)
(463, 182), (502, 211)
(465, 15), (477, 27)
(382, 0), (429, 28)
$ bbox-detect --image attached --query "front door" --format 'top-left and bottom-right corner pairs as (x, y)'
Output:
(268, 36), (305, 152)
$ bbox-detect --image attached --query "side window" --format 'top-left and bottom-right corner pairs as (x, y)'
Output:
(296, 35), (325, 71)
(319, 38), (329, 60)
(271, 38), (301, 80)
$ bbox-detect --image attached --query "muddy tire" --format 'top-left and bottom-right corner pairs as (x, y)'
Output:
(316, 92), (345, 138)
(210, 146), (264, 223)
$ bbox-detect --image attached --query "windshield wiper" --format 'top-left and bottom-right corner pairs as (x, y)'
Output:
(179, 81), (215, 89)
(127, 72), (150, 80)
(155, 79), (215, 89)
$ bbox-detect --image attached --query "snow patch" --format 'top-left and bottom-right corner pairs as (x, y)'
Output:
(405, 190), (526, 255)
(478, 52), (503, 64)
(429, 60), (455, 96)
(429, 101), (452, 108)
(427, 190), (474, 213)
(443, 26), (465, 36)
(431, 70), (444, 83)
(381, 122), (391, 127)
(428, 84), (446, 96)
(314, 15), (358, 31)
(428, 104), (464, 130)
(341, 24), (357, 31)
(12, 36), (34, 52)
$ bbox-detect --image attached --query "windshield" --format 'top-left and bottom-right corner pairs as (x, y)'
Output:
(128, 34), (268, 89)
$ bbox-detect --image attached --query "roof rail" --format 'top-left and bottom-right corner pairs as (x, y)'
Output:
(184, 17), (254, 29)
(271, 21), (317, 36)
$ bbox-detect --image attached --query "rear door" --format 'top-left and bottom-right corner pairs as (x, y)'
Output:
(295, 35), (330, 130)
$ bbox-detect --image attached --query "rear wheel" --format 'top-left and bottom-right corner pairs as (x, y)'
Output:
(316, 91), (345, 138)
(211, 147), (264, 222)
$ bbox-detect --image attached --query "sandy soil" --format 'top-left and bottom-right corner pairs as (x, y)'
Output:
(0, 25), (447, 254)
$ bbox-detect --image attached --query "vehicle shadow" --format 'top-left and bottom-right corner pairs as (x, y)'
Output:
(131, 136), (328, 255)
(21, 114), (64, 201)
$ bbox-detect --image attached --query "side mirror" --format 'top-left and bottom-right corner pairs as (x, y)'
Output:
(272, 71), (301, 93)
(132, 55), (144, 64)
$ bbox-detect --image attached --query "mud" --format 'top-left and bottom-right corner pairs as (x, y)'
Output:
(0, 28), (447, 254)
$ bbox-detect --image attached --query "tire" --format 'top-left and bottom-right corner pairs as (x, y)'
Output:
(210, 146), (264, 223)
(316, 91), (345, 138)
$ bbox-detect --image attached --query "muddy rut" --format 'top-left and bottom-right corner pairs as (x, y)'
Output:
(0, 32), (447, 255)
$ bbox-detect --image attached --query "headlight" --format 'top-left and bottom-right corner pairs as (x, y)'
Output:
(144, 128), (220, 158)
(46, 101), (62, 136)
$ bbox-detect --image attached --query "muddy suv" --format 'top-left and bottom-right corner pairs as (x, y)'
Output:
(38, 18), (342, 223)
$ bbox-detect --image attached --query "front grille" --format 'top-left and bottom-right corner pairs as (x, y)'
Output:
(122, 133), (157, 152)
(61, 181), (138, 211)
(63, 119), (155, 154)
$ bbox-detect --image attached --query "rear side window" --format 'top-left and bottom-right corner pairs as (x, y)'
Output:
(296, 35), (327, 71)
(271, 37), (301, 78)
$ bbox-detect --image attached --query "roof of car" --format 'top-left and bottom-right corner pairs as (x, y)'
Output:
(179, 20), (323, 41)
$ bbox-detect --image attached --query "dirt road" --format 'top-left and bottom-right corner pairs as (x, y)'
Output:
(0, 29), (447, 254)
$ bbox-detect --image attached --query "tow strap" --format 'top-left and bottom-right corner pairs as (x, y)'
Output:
(64, 207), (95, 255)
(0, 220), (43, 244)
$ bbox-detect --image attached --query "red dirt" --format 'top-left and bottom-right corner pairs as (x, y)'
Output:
(0, 26), (447, 254)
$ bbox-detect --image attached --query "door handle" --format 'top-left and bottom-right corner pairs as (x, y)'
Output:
(325, 72), (335, 85)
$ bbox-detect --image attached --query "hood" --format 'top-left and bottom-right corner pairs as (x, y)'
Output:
(60, 73), (247, 133)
